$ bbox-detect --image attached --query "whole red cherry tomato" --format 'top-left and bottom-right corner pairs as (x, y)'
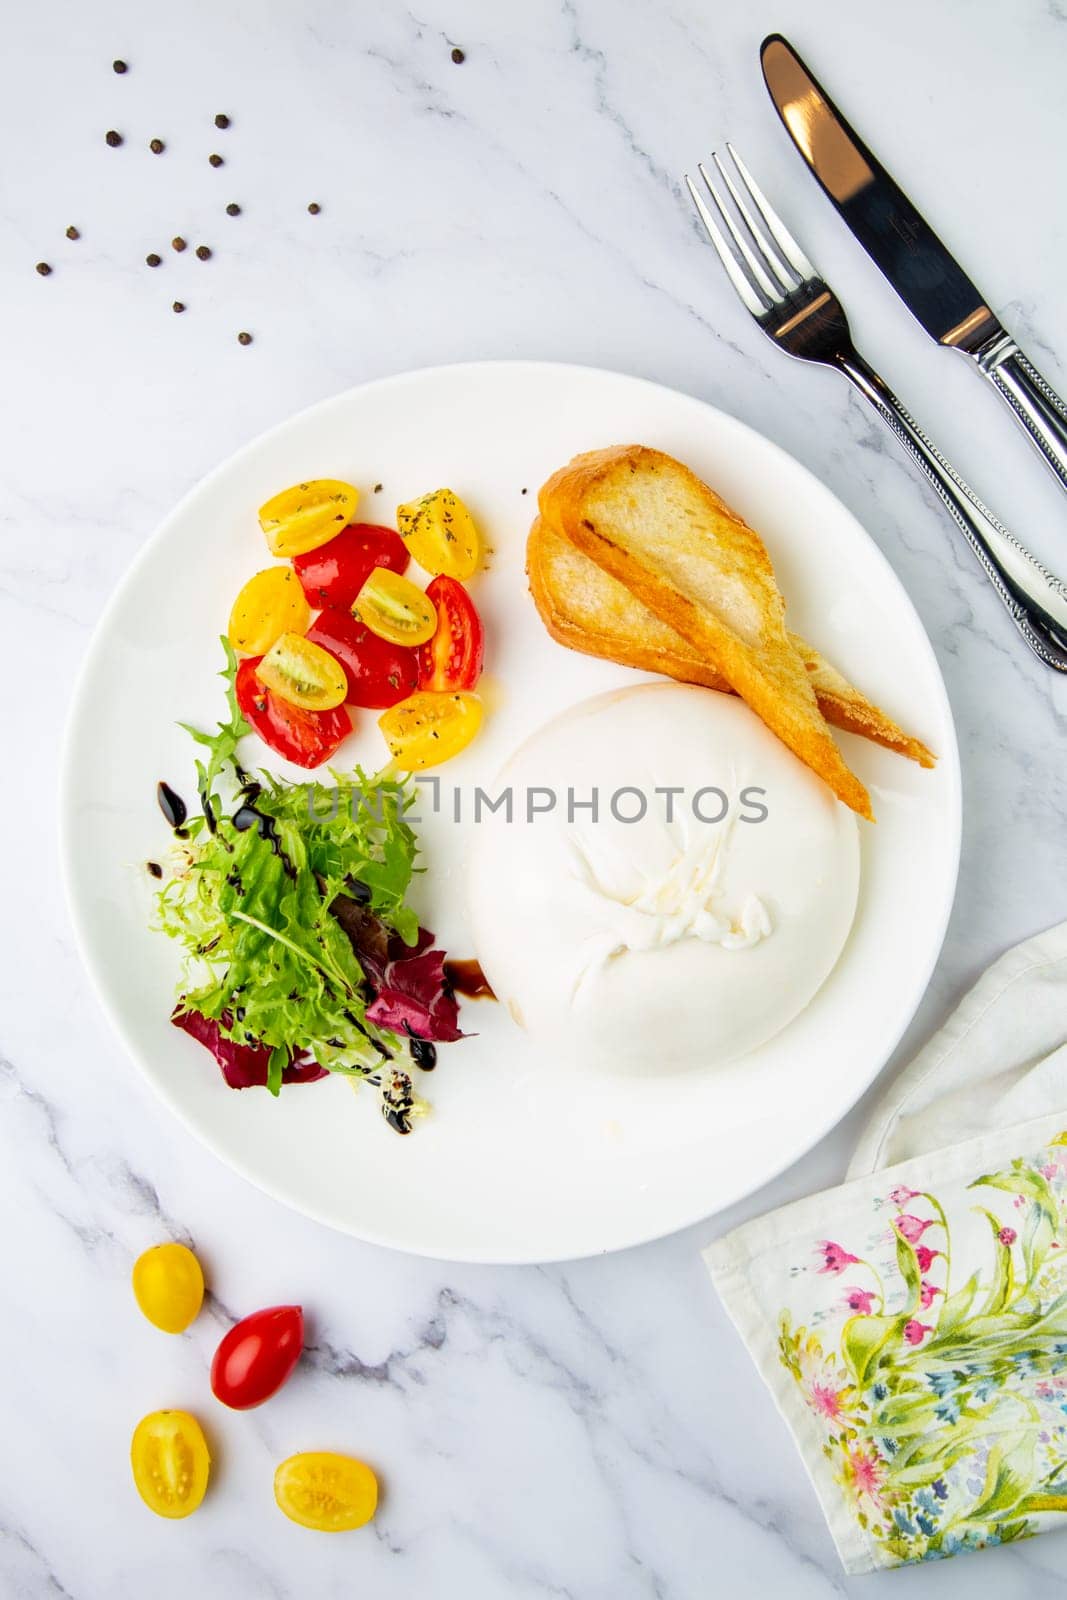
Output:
(306, 610), (419, 709)
(293, 523), (409, 611)
(417, 576), (484, 691)
(211, 1304), (304, 1410)
(236, 657), (350, 769)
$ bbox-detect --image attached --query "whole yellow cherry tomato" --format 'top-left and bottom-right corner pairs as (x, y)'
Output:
(378, 689), (483, 770)
(228, 567), (310, 656)
(132, 1243), (204, 1334)
(353, 569), (437, 646)
(274, 1452), (378, 1531)
(255, 632), (348, 710)
(131, 1410), (211, 1519)
(258, 479), (359, 558)
(396, 488), (480, 579)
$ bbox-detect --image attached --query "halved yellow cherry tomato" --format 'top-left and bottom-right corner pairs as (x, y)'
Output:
(228, 567), (310, 656)
(256, 632), (348, 710)
(378, 689), (483, 770)
(132, 1243), (204, 1334)
(274, 1452), (378, 1532)
(131, 1410), (210, 1519)
(396, 488), (480, 579)
(353, 568), (437, 646)
(258, 479), (359, 557)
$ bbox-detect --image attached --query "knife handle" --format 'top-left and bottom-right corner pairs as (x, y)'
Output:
(973, 334), (1067, 498)
(837, 350), (1067, 673)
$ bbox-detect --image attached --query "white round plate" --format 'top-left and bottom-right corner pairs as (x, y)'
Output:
(61, 362), (960, 1263)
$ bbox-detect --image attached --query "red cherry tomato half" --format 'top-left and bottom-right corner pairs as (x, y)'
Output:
(236, 657), (351, 769)
(293, 523), (409, 611)
(416, 576), (485, 691)
(306, 610), (419, 710)
(211, 1304), (304, 1410)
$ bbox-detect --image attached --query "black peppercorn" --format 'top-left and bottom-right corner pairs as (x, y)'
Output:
(237, 331), (252, 346)
(146, 252), (162, 267)
(113, 59), (127, 74)
(105, 129), (123, 147)
(171, 236), (187, 253)
(149, 137), (165, 154)
(208, 152), (223, 168)
(307, 202), (321, 215)
(195, 245), (212, 260)
(225, 202), (241, 216)
(451, 46), (465, 63)
(214, 113), (230, 129)
(172, 300), (185, 313)
(66, 225), (80, 240)
(35, 262), (52, 276)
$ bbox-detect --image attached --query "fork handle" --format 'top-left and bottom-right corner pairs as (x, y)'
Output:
(837, 351), (1067, 673)
(970, 333), (1067, 499)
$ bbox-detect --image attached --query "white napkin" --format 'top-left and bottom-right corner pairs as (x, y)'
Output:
(705, 920), (1067, 1574)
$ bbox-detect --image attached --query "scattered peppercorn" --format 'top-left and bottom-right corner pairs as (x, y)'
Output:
(225, 202), (241, 216)
(307, 202), (321, 215)
(521, 486), (528, 495)
(214, 113), (230, 129)
(172, 300), (185, 313)
(113, 59), (127, 74)
(208, 152), (223, 167)
(451, 46), (465, 63)
(195, 245), (212, 260)
(146, 860), (163, 878)
(374, 483), (383, 494)
(171, 237), (187, 254)
(146, 252), (162, 267)
(105, 129), (123, 147)
(66, 225), (80, 240)
(149, 137), (165, 154)
(35, 262), (52, 277)
(237, 331), (252, 346)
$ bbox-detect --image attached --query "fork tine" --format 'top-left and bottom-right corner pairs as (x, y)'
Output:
(725, 143), (817, 283)
(711, 151), (798, 294)
(684, 172), (767, 318)
(695, 162), (782, 306)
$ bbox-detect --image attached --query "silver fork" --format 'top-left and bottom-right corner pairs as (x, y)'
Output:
(686, 146), (1067, 673)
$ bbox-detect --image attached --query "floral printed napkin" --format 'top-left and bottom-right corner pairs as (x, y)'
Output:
(705, 920), (1067, 1573)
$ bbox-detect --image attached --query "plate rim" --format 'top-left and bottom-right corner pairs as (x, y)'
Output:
(59, 358), (962, 1263)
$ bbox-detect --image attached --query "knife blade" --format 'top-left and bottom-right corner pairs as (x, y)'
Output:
(760, 33), (1067, 497)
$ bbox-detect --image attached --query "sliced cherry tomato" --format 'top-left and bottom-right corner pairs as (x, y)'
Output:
(307, 610), (418, 709)
(228, 566), (310, 656)
(132, 1243), (204, 1334)
(397, 488), (480, 579)
(353, 569), (437, 646)
(211, 1304), (304, 1410)
(293, 523), (409, 611)
(131, 1410), (210, 1519)
(258, 479), (359, 557)
(236, 657), (350, 769)
(274, 1452), (378, 1532)
(256, 632), (348, 711)
(379, 690), (483, 770)
(417, 576), (484, 690)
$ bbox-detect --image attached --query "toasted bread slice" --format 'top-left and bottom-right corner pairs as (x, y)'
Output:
(528, 517), (934, 768)
(538, 446), (873, 819)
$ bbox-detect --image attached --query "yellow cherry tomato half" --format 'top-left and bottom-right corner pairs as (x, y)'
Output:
(274, 1452), (378, 1532)
(228, 566), (310, 656)
(378, 690), (483, 770)
(258, 479), (359, 558)
(396, 488), (480, 579)
(131, 1410), (211, 1519)
(132, 1243), (205, 1334)
(353, 568), (437, 646)
(255, 632), (348, 710)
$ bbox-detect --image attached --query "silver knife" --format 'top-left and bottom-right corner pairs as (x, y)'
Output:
(761, 34), (1067, 498)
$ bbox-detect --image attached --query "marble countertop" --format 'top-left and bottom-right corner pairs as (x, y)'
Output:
(4, 0), (1067, 1594)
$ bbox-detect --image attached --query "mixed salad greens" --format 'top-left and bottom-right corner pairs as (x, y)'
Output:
(155, 642), (464, 1131)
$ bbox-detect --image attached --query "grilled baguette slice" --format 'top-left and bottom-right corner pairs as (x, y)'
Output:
(538, 445), (873, 818)
(528, 517), (934, 767)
